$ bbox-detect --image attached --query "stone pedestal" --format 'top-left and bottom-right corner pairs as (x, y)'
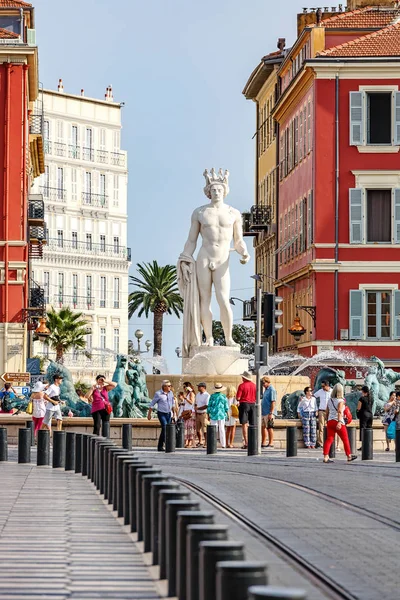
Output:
(182, 346), (249, 376)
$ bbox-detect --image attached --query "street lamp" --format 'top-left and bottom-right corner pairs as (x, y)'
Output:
(288, 315), (307, 342)
(131, 329), (152, 356)
(35, 316), (50, 342)
(175, 346), (182, 358)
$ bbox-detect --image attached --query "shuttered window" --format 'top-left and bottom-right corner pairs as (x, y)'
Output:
(350, 90), (400, 146)
(394, 290), (400, 340)
(349, 188), (364, 244)
(349, 290), (364, 340)
(350, 92), (364, 145)
(307, 190), (313, 248)
(349, 187), (400, 244)
(350, 289), (400, 340)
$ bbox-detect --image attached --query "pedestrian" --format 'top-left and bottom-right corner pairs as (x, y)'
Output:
(382, 391), (399, 451)
(236, 371), (256, 450)
(323, 383), (357, 463)
(225, 385), (238, 448)
(207, 383), (229, 449)
(182, 382), (196, 448)
(195, 382), (210, 447)
(147, 379), (174, 451)
(297, 386), (318, 449)
(314, 380), (332, 448)
(357, 385), (373, 451)
(31, 382), (47, 436)
(0, 383), (15, 414)
(86, 375), (116, 436)
(261, 377), (276, 448)
(42, 374), (64, 432)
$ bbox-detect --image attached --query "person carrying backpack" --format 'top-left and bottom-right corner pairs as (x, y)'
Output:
(0, 383), (15, 413)
(323, 383), (357, 463)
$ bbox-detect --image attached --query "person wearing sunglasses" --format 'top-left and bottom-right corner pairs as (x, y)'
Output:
(297, 386), (318, 449)
(148, 379), (174, 451)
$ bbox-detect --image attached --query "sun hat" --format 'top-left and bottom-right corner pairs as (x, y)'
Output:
(32, 381), (46, 393)
(162, 379), (172, 386)
(241, 371), (253, 381)
(213, 383), (226, 392)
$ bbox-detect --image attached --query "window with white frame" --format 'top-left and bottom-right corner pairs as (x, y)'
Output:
(71, 125), (79, 158)
(350, 289), (400, 340)
(86, 233), (92, 251)
(100, 174), (106, 200)
(57, 167), (64, 199)
(349, 188), (400, 244)
(43, 271), (50, 303)
(350, 90), (400, 146)
(72, 274), (78, 306)
(100, 276), (106, 308)
(72, 231), (78, 249)
(113, 236), (120, 253)
(100, 327), (106, 350)
(114, 277), (120, 309)
(86, 332), (92, 352)
(100, 234), (106, 252)
(57, 230), (63, 248)
(113, 174), (119, 206)
(86, 275), (92, 307)
(58, 272), (64, 303)
(113, 329), (120, 354)
(71, 168), (77, 201)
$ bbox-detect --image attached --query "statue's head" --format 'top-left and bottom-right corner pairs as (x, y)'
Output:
(203, 168), (229, 200)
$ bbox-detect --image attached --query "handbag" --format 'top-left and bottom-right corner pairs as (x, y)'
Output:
(181, 409), (193, 421)
(387, 419), (396, 440)
(26, 400), (33, 415)
(231, 403), (239, 418)
(105, 402), (112, 415)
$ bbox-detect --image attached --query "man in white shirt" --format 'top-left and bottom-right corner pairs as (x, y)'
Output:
(195, 382), (210, 447)
(42, 375), (64, 432)
(314, 380), (332, 448)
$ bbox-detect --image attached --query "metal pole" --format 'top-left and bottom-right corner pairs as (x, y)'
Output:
(347, 426), (357, 455)
(102, 420), (110, 438)
(151, 482), (180, 564)
(187, 524), (229, 600)
(176, 420), (185, 448)
(362, 428), (373, 461)
(52, 431), (66, 468)
(166, 500), (199, 597)
(65, 432), (75, 471)
(248, 426), (258, 456)
(18, 428), (31, 463)
(206, 424), (217, 454)
(199, 541), (245, 600)
(25, 420), (35, 446)
(166, 423), (176, 453)
(0, 428), (8, 461)
(216, 561), (268, 600)
(122, 423), (132, 450)
(255, 284), (262, 455)
(178, 511), (215, 600)
(286, 426), (297, 457)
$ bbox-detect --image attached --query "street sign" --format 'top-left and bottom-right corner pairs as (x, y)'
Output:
(1, 372), (31, 383)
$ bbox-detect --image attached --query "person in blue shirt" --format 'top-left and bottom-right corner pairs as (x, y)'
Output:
(261, 377), (277, 448)
(0, 383), (15, 413)
(147, 380), (174, 451)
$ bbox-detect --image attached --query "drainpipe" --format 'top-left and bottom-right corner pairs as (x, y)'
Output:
(20, 8), (24, 41)
(334, 74), (339, 341)
(3, 64), (11, 366)
(255, 101), (260, 277)
(274, 121), (280, 354)
(23, 65), (28, 367)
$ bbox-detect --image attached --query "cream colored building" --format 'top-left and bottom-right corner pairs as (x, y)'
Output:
(31, 83), (130, 381)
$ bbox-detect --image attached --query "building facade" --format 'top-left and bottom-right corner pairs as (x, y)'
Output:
(0, 0), (45, 375)
(32, 84), (130, 381)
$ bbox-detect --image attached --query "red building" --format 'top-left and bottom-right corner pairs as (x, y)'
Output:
(0, 0), (45, 374)
(273, 3), (400, 366)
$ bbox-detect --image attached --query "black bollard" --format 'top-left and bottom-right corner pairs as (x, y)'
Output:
(112, 451), (132, 509)
(187, 524), (229, 600)
(396, 428), (400, 463)
(158, 489), (190, 578)
(37, 429), (50, 466)
(177, 511), (215, 600)
(53, 431), (66, 468)
(65, 432), (75, 471)
(18, 428), (31, 464)
(136, 468), (161, 541)
(90, 436), (98, 481)
(122, 423), (132, 450)
(75, 433), (83, 473)
(122, 458), (141, 524)
(82, 434), (89, 476)
(199, 541), (245, 600)
(207, 424), (217, 454)
(248, 586), (306, 600)
(0, 428), (8, 461)
(102, 420), (110, 438)
(116, 454), (137, 517)
(347, 427), (357, 455)
(142, 474), (168, 551)
(94, 440), (111, 489)
(323, 427), (335, 458)
(216, 561), (268, 600)
(286, 426), (297, 457)
(166, 423), (176, 453)
(151, 482), (180, 564)
(25, 420), (35, 446)
(362, 428), (373, 460)
(107, 448), (129, 505)
(176, 420), (185, 448)
(248, 425), (258, 456)
(100, 443), (115, 495)
(128, 461), (148, 532)
(166, 500), (200, 598)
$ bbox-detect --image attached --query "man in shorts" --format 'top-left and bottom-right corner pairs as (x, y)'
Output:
(261, 377), (277, 448)
(236, 371), (256, 449)
(195, 382), (210, 447)
(42, 375), (64, 432)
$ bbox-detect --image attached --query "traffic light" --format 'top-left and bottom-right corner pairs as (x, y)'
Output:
(263, 293), (283, 337)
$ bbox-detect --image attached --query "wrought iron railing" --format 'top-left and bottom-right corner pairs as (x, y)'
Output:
(29, 114), (43, 135)
(97, 149), (108, 164)
(250, 205), (272, 230)
(28, 195), (45, 221)
(44, 140), (52, 154)
(54, 141), (67, 157)
(82, 192), (108, 208)
(40, 186), (66, 202)
(52, 295), (96, 310)
(29, 279), (45, 309)
(46, 237), (130, 259)
(29, 225), (48, 243)
(82, 147), (94, 161)
(36, 351), (115, 369)
(68, 145), (80, 159)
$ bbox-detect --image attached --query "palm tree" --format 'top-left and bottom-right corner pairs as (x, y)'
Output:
(44, 307), (89, 363)
(128, 261), (183, 356)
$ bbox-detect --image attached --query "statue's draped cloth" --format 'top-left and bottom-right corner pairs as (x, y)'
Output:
(177, 254), (201, 357)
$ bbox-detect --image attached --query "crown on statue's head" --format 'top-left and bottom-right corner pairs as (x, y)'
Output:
(203, 168), (230, 199)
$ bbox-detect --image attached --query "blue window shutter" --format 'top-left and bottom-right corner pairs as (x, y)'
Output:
(349, 188), (364, 244)
(349, 92), (364, 146)
(393, 188), (400, 244)
(350, 290), (364, 340)
(394, 92), (400, 146)
(307, 190), (313, 248)
(394, 290), (400, 340)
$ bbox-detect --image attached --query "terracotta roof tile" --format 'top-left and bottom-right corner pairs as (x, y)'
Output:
(0, 27), (19, 38)
(0, 0), (32, 7)
(318, 21), (400, 57)
(314, 6), (400, 29)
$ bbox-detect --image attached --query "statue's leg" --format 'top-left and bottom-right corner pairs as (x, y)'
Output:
(197, 259), (213, 344)
(214, 262), (237, 347)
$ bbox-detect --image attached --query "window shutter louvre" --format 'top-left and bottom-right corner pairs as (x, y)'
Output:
(349, 91), (364, 146)
(349, 188), (364, 244)
(392, 188), (400, 244)
(307, 190), (313, 248)
(349, 290), (364, 340)
(394, 290), (400, 340)
(394, 92), (400, 145)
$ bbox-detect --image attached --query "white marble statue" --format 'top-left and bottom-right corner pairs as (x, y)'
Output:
(177, 168), (250, 357)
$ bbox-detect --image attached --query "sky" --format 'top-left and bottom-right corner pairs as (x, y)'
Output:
(33, 0), (302, 374)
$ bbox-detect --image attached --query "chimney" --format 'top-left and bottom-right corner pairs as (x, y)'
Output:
(277, 38), (286, 51)
(347, 0), (399, 8)
(81, 89), (85, 97)
(105, 85), (114, 102)
(57, 78), (64, 93)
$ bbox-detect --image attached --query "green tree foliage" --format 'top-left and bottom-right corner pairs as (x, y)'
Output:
(211, 320), (255, 355)
(45, 307), (89, 363)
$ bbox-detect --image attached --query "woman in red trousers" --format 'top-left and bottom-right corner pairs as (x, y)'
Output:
(323, 383), (357, 464)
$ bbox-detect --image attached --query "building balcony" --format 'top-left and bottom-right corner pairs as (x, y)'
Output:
(51, 295), (96, 311)
(97, 149), (108, 164)
(40, 186), (66, 202)
(44, 140), (52, 154)
(43, 139), (127, 168)
(82, 192), (108, 209)
(250, 205), (272, 230)
(54, 142), (67, 157)
(46, 238), (131, 260)
(29, 225), (48, 245)
(68, 145), (80, 159)
(110, 152), (126, 167)
(29, 280), (45, 310)
(28, 194), (45, 225)
(29, 114), (43, 136)
(82, 147), (94, 161)
(37, 351), (115, 370)
(242, 212), (256, 237)
(243, 297), (257, 321)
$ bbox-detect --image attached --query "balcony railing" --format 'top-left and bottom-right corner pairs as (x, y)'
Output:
(243, 297), (257, 321)
(28, 194), (45, 222)
(54, 141), (67, 157)
(29, 279), (45, 310)
(42, 139), (126, 168)
(29, 225), (48, 244)
(250, 205), (272, 230)
(97, 149), (108, 164)
(82, 192), (108, 208)
(46, 238), (131, 259)
(36, 351), (115, 369)
(110, 152), (126, 167)
(44, 140), (52, 154)
(242, 212), (256, 237)
(29, 114), (43, 135)
(40, 186), (66, 202)
(52, 295), (96, 310)
(82, 147), (94, 161)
